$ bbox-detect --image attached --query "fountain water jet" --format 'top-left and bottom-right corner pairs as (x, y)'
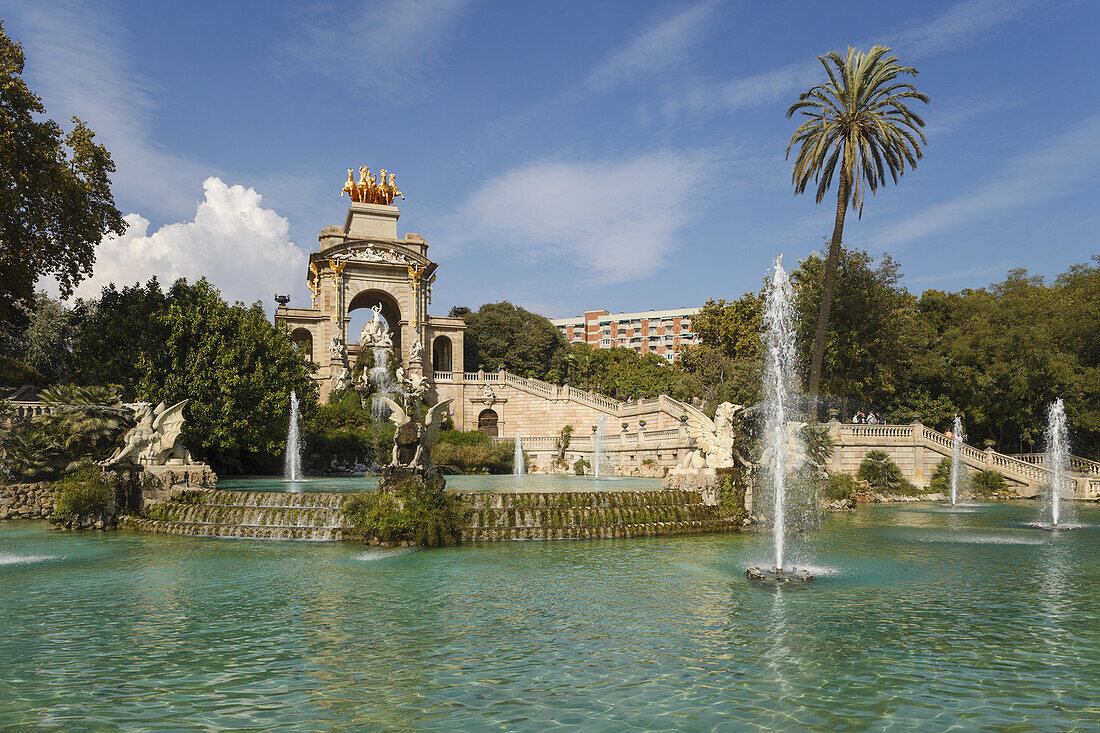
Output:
(513, 436), (525, 477)
(284, 390), (303, 483)
(369, 347), (401, 422)
(593, 415), (605, 480)
(757, 254), (808, 580)
(949, 415), (965, 505)
(1033, 399), (1079, 530)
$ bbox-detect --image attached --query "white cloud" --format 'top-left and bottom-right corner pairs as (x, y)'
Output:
(72, 178), (306, 308)
(889, 0), (1037, 56)
(669, 0), (1039, 117)
(584, 0), (720, 91)
(874, 114), (1100, 248)
(450, 150), (717, 283)
(282, 0), (473, 94)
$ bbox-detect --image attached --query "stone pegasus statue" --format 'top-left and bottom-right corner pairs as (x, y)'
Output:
(377, 397), (453, 472)
(681, 401), (750, 469)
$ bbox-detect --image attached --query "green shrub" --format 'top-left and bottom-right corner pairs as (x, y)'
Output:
(929, 457), (953, 494)
(433, 433), (514, 474)
(969, 469), (1006, 496)
(719, 473), (747, 519)
(437, 429), (492, 446)
(804, 426), (835, 465)
(857, 450), (921, 494)
(573, 458), (590, 475)
(304, 423), (394, 470)
(825, 473), (860, 501)
(143, 503), (173, 522)
(51, 467), (115, 522)
(343, 478), (468, 547)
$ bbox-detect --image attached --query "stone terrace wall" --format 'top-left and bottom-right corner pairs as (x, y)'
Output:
(435, 370), (687, 438)
(0, 482), (54, 519)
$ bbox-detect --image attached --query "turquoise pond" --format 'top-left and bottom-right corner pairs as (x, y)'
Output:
(218, 474), (667, 493)
(2, 502), (1099, 731)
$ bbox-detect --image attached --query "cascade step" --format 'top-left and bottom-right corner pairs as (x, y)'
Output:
(124, 517), (344, 540)
(126, 487), (739, 543)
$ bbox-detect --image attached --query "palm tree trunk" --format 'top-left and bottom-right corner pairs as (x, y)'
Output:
(807, 175), (850, 405)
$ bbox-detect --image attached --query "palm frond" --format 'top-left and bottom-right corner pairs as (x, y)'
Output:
(785, 44), (928, 217)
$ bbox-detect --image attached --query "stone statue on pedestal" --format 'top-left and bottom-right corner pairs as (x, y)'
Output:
(360, 304), (393, 348)
(377, 397), (452, 473)
(104, 401), (194, 467)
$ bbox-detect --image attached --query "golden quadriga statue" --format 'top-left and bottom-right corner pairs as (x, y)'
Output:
(342, 166), (404, 205)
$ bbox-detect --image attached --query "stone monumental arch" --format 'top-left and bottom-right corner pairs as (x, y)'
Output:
(275, 167), (465, 402)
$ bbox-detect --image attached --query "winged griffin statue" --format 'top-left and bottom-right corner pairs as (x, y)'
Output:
(377, 397), (453, 472)
(680, 401), (750, 470)
(103, 400), (194, 467)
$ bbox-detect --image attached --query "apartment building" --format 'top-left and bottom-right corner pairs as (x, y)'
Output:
(550, 307), (701, 362)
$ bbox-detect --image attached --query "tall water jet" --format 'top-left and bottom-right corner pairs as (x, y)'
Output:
(513, 436), (525, 477)
(593, 415), (605, 480)
(1040, 399), (1075, 528)
(949, 415), (965, 505)
(762, 254), (798, 572)
(284, 391), (303, 482)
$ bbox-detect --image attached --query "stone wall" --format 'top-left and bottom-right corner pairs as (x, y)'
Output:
(435, 371), (687, 439)
(0, 482), (54, 519)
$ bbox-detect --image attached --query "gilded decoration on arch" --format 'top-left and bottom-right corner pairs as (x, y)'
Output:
(340, 165), (404, 205)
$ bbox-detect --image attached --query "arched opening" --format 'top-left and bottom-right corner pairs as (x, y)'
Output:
(432, 336), (453, 373)
(477, 409), (499, 438)
(347, 288), (402, 356)
(290, 328), (314, 363)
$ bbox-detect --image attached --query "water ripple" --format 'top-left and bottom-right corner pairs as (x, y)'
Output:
(2, 502), (1099, 730)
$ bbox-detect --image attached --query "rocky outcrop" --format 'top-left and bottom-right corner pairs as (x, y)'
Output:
(0, 482), (55, 519)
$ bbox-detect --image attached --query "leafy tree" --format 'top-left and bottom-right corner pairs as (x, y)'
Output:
(790, 247), (924, 413)
(786, 45), (928, 400)
(136, 279), (318, 473)
(462, 301), (568, 381)
(70, 279), (168, 397)
(0, 24), (125, 328)
(9, 292), (76, 382)
(692, 294), (763, 361)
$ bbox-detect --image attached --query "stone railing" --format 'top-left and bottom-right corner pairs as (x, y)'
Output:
(1010, 453), (1100, 475)
(3, 400), (58, 419)
(447, 369), (624, 414)
(834, 421), (1078, 495)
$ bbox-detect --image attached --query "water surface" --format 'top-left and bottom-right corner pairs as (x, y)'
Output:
(220, 474), (665, 494)
(2, 502), (1098, 730)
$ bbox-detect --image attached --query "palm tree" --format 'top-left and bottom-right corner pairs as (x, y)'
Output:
(786, 45), (928, 402)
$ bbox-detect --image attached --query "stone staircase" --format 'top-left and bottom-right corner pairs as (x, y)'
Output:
(458, 489), (738, 541)
(827, 422), (1100, 499)
(124, 489), (346, 540)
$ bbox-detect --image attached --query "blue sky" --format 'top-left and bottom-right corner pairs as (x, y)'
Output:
(6, 0), (1099, 317)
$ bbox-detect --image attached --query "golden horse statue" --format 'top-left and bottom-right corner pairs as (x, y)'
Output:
(341, 169), (357, 201)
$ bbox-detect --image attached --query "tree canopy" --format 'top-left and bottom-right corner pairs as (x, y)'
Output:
(0, 23), (125, 328)
(462, 301), (568, 381)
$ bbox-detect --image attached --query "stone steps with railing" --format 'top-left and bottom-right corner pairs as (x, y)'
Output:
(832, 422), (1099, 499)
